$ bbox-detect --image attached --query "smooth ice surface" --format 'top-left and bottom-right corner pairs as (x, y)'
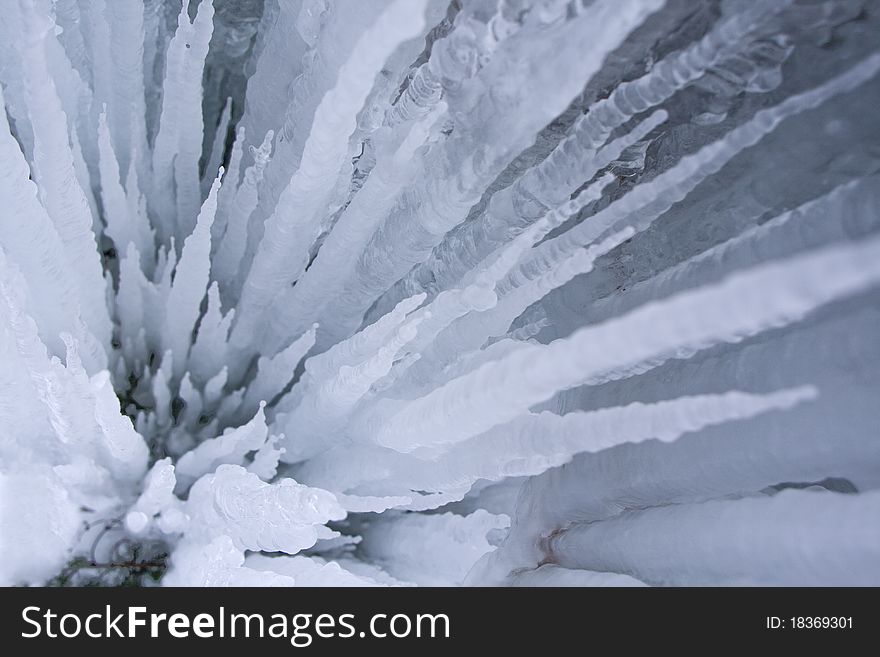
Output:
(0, 0), (878, 587)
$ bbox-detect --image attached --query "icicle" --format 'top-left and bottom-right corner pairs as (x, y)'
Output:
(98, 110), (141, 258)
(405, 387), (818, 488)
(279, 293), (427, 411)
(125, 457), (178, 535)
(90, 368), (149, 482)
(150, 0), (215, 244)
(400, 226), (628, 393)
(277, 316), (424, 463)
(514, 52), (880, 290)
(106, 0), (149, 185)
(240, 325), (317, 415)
(0, 5), (34, 160)
(18, 3), (112, 349)
(241, 2), (386, 274)
(581, 177), (880, 329)
(175, 405), (270, 487)
(141, 0), (164, 140)
(305, 0), (666, 351)
(262, 103), (445, 353)
(52, 0), (90, 84)
(232, 0), (432, 351)
(507, 310), (880, 537)
(202, 96), (232, 198)
(1, 263), (146, 484)
(188, 282), (234, 385)
(151, 350), (174, 427)
(82, 0), (113, 127)
(212, 129), (273, 307)
(203, 367), (228, 408)
(385, 0), (530, 129)
(69, 124), (101, 237)
(176, 372), (203, 431)
(211, 127), (245, 249)
(359, 236), (880, 453)
(161, 172), (222, 381)
(391, 108), (669, 310)
(0, 89), (89, 362)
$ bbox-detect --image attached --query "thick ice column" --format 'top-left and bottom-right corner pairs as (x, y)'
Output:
(546, 490), (880, 586)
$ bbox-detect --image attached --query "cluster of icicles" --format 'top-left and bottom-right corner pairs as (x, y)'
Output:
(1, 0), (879, 586)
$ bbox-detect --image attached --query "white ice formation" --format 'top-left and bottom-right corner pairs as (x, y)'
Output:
(1, 0), (879, 587)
